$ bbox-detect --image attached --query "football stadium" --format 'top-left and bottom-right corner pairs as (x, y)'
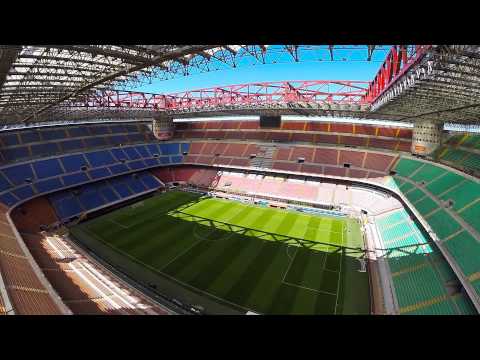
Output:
(0, 45), (479, 315)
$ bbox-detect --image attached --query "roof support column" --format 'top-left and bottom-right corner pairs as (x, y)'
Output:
(411, 119), (444, 156)
(152, 115), (175, 140)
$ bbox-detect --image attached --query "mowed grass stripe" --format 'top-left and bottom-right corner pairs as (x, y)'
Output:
(240, 207), (277, 237)
(284, 247), (311, 286)
(222, 241), (288, 312)
(95, 212), (177, 250)
(127, 220), (199, 268)
(205, 238), (267, 297)
(186, 235), (254, 292)
(114, 192), (199, 227)
(288, 215), (314, 239)
(289, 287), (319, 314)
(304, 216), (321, 242)
(274, 212), (299, 235)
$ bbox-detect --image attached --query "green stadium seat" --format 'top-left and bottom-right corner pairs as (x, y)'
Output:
(457, 201), (480, 234)
(444, 231), (480, 277)
(410, 163), (446, 183)
(415, 196), (438, 216)
(405, 188), (426, 203)
(394, 158), (425, 177)
(439, 180), (480, 211)
(426, 171), (465, 196)
(425, 209), (462, 240)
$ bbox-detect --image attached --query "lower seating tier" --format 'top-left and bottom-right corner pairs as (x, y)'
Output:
(0, 142), (188, 209)
(376, 209), (476, 315)
(48, 171), (162, 221)
(390, 156), (480, 301)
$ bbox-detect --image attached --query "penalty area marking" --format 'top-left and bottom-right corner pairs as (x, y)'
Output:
(282, 281), (337, 297)
(282, 247), (340, 298)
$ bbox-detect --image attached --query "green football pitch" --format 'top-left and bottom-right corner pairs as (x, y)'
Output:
(70, 190), (370, 314)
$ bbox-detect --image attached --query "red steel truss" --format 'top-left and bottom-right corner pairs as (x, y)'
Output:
(68, 80), (370, 111)
(363, 45), (432, 103)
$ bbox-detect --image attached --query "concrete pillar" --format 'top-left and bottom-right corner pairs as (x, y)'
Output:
(152, 115), (174, 140)
(411, 119), (443, 156)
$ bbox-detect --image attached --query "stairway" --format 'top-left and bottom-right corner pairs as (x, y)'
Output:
(249, 145), (276, 169)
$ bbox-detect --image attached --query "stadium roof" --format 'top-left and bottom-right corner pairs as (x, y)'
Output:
(0, 45), (388, 125)
(2, 45), (480, 127)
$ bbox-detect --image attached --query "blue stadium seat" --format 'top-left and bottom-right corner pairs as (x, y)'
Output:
(20, 130), (41, 144)
(110, 148), (128, 162)
(32, 158), (64, 179)
(109, 135), (128, 146)
(125, 176), (146, 193)
(85, 150), (116, 167)
(88, 167), (111, 180)
(127, 160), (146, 170)
(99, 185), (119, 202)
(0, 133), (20, 146)
(59, 139), (84, 152)
(90, 126), (110, 135)
(159, 143), (179, 155)
(62, 172), (89, 186)
(1, 147), (30, 162)
(49, 191), (72, 203)
(0, 173), (12, 192)
(124, 147), (141, 160)
(31, 142), (60, 157)
(109, 124), (127, 133)
(78, 189), (105, 210)
(159, 157), (170, 165)
(35, 177), (64, 193)
(54, 196), (83, 219)
(135, 145), (150, 158)
(146, 144), (160, 156)
(0, 192), (19, 207)
(144, 158), (160, 167)
(84, 137), (107, 147)
(139, 173), (160, 189)
(67, 126), (90, 137)
(12, 185), (35, 201)
(40, 129), (67, 141)
(127, 133), (144, 142)
(60, 154), (89, 172)
(124, 124), (138, 133)
(170, 155), (183, 164)
(109, 163), (129, 175)
(2, 163), (35, 185)
(109, 179), (132, 198)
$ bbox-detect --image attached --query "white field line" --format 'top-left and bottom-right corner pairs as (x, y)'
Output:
(281, 247), (298, 283)
(334, 248), (343, 315)
(159, 239), (203, 272)
(109, 219), (129, 229)
(282, 281), (337, 296)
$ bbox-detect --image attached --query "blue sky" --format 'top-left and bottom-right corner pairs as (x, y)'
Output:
(128, 55), (384, 94)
